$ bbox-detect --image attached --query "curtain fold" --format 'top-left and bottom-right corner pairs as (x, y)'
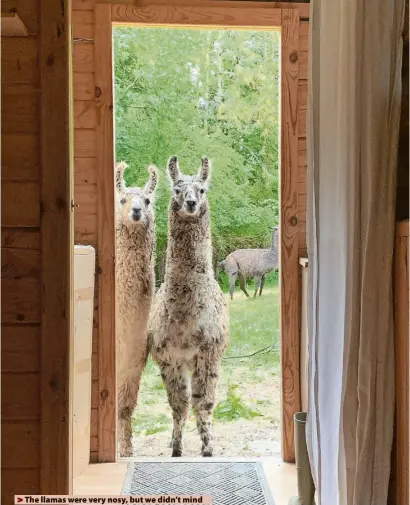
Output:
(306, 1), (405, 504)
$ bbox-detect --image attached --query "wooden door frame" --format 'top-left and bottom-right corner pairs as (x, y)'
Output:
(94, 1), (304, 463)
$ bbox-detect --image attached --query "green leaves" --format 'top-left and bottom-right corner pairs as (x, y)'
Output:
(114, 27), (280, 269)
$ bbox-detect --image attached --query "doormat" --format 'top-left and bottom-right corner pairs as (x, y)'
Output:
(122, 461), (275, 505)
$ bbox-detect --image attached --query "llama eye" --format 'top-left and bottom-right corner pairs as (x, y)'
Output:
(200, 189), (205, 194)
(145, 198), (150, 206)
(120, 198), (126, 205)
(175, 189), (180, 195)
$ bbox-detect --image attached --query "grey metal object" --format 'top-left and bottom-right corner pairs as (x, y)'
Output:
(122, 461), (275, 505)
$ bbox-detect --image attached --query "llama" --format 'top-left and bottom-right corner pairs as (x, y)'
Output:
(148, 156), (229, 457)
(219, 227), (279, 299)
(116, 161), (158, 457)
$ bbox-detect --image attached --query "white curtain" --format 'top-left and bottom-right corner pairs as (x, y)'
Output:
(306, 1), (405, 504)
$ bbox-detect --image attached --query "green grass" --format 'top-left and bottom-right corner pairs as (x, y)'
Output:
(133, 278), (280, 434)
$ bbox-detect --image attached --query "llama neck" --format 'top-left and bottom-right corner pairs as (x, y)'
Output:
(116, 220), (155, 266)
(165, 201), (213, 276)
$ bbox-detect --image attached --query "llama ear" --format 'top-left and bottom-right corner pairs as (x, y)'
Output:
(199, 156), (211, 183)
(115, 161), (128, 192)
(167, 156), (181, 184)
(145, 165), (158, 195)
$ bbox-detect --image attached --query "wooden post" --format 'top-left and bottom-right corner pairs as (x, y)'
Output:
(95, 4), (117, 463)
(280, 8), (301, 463)
(40, 0), (73, 494)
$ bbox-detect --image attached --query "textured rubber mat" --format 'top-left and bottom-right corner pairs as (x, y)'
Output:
(122, 461), (275, 505)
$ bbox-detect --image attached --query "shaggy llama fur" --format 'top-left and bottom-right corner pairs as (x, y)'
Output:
(149, 156), (229, 457)
(116, 161), (158, 457)
(219, 227), (279, 299)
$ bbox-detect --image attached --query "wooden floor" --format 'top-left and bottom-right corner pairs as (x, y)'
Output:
(73, 456), (297, 505)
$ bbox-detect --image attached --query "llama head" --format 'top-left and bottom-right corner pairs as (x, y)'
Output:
(167, 155), (211, 218)
(115, 161), (158, 226)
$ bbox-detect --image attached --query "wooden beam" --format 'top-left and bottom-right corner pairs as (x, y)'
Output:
(40, 0), (73, 494)
(1, 12), (28, 36)
(280, 8), (300, 464)
(95, 3), (116, 463)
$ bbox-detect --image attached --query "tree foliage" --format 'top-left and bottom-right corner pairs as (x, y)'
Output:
(114, 27), (280, 275)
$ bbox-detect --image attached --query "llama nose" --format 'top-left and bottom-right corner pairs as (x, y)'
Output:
(186, 199), (197, 210)
(132, 207), (142, 220)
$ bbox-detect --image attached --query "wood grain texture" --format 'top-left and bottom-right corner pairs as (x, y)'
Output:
(2, 373), (40, 418)
(2, 325), (41, 373)
(2, 421), (40, 468)
(75, 129), (97, 157)
(390, 220), (409, 505)
(40, 0), (72, 494)
(1, 12), (29, 36)
(95, 4), (116, 462)
(1, 84), (40, 134)
(75, 213), (98, 244)
(73, 44), (94, 72)
(1, 228), (41, 250)
(1, 182), (40, 227)
(75, 157), (97, 184)
(2, 0), (39, 35)
(1, 469), (39, 505)
(280, 8), (300, 464)
(111, 4), (281, 27)
(1, 37), (38, 84)
(74, 72), (95, 101)
(75, 184), (98, 215)
(1, 247), (41, 279)
(74, 100), (98, 129)
(2, 133), (39, 181)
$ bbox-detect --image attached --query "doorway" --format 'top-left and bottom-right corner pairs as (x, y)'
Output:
(90, 3), (304, 464)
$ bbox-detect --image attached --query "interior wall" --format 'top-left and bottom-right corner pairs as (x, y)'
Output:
(1, 0), (42, 499)
(70, 0), (309, 461)
(2, 0), (71, 502)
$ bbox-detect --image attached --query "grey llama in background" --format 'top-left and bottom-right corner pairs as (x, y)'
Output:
(218, 227), (279, 300)
(148, 156), (229, 458)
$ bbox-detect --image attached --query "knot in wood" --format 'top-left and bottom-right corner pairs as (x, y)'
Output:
(100, 389), (109, 400)
(289, 51), (298, 63)
(289, 215), (298, 227)
(95, 87), (102, 98)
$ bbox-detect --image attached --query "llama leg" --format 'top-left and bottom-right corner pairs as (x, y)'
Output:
(229, 273), (237, 300)
(253, 276), (261, 298)
(259, 275), (266, 296)
(117, 375), (139, 457)
(159, 362), (190, 457)
(239, 276), (250, 297)
(192, 353), (220, 457)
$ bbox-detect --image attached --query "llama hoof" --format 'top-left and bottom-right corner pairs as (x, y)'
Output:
(202, 450), (213, 457)
(120, 447), (133, 458)
(172, 449), (182, 457)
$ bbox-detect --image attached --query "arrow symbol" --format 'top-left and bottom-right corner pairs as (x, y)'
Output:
(17, 498), (23, 503)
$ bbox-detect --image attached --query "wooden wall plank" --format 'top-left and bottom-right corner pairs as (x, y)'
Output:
(298, 80), (307, 111)
(40, 0), (72, 494)
(95, 3), (116, 463)
(111, 4), (282, 27)
(74, 129), (97, 157)
(72, 9), (94, 24)
(1, 182), (40, 228)
(1, 85), (40, 134)
(390, 221), (409, 505)
(74, 214), (98, 244)
(75, 157), (97, 184)
(75, 184), (98, 215)
(74, 100), (97, 129)
(299, 50), (308, 80)
(73, 23), (94, 40)
(280, 8), (300, 464)
(2, 325), (41, 373)
(1, 278), (41, 324)
(1, 373), (40, 418)
(1, 247), (41, 279)
(1, 469), (39, 505)
(1, 228), (41, 250)
(73, 44), (94, 73)
(1, 0), (39, 35)
(74, 72), (95, 101)
(1, 38), (38, 84)
(2, 134), (39, 181)
(2, 421), (40, 468)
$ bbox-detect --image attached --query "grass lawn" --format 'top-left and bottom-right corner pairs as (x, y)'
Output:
(132, 271), (281, 456)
